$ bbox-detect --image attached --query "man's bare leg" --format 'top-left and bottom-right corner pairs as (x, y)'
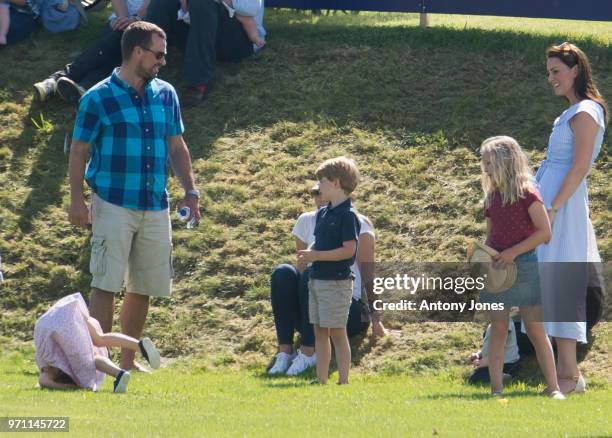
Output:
(119, 292), (150, 370)
(89, 288), (115, 333)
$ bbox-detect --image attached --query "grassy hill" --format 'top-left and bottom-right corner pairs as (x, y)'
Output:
(0, 9), (610, 381)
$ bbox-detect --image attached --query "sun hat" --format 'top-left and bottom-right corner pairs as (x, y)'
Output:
(467, 241), (517, 293)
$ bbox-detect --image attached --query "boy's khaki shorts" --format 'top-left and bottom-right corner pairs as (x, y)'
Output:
(308, 278), (353, 328)
(89, 194), (173, 297)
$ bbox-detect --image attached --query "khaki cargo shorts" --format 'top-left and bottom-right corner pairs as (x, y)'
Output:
(308, 278), (353, 328)
(89, 194), (173, 297)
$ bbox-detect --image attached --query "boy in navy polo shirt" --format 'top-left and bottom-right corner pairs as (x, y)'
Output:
(298, 157), (360, 384)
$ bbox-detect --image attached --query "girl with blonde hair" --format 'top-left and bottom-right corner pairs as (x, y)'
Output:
(479, 136), (563, 399)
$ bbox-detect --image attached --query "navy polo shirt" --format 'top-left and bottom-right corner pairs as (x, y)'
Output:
(311, 198), (360, 280)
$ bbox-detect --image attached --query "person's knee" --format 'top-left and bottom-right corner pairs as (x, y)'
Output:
(125, 292), (150, 303)
(330, 328), (347, 338)
(87, 319), (104, 347)
(91, 288), (114, 301)
(314, 325), (328, 335)
(271, 264), (298, 285)
(523, 321), (544, 338)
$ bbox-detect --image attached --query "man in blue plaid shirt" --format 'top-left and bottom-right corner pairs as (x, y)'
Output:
(68, 21), (200, 371)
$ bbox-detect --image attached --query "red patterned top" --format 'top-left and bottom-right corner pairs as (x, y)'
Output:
(485, 189), (543, 252)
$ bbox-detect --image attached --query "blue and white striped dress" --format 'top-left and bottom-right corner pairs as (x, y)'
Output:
(536, 99), (605, 343)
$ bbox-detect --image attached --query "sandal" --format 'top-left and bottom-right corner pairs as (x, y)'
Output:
(560, 374), (586, 395)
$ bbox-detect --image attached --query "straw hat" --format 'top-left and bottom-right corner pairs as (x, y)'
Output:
(467, 241), (517, 293)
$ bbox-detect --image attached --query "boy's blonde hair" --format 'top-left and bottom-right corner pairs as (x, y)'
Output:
(315, 156), (360, 194)
(480, 136), (535, 206)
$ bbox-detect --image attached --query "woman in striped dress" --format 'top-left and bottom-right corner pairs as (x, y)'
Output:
(538, 42), (607, 394)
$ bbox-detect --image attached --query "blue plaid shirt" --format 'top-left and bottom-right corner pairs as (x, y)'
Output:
(73, 68), (184, 211)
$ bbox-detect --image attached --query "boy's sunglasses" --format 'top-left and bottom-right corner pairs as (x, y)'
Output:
(310, 190), (321, 196)
(139, 46), (167, 61)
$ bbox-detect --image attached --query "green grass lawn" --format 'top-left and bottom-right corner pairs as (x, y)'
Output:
(1, 348), (611, 437)
(0, 7), (610, 427)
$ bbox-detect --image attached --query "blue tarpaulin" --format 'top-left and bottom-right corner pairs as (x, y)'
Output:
(266, 0), (612, 21)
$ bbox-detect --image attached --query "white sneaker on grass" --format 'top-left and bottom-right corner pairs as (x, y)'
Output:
(286, 350), (316, 376)
(268, 352), (295, 375)
(113, 370), (130, 393)
(139, 337), (161, 369)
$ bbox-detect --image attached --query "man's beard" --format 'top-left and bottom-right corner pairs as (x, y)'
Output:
(137, 62), (157, 82)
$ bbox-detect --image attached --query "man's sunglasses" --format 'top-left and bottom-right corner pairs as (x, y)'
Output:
(139, 46), (167, 61)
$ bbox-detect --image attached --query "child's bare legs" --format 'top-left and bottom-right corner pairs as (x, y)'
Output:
(94, 353), (121, 378)
(0, 5), (11, 45)
(235, 15), (264, 48)
(488, 310), (510, 393)
(87, 317), (139, 352)
(330, 327), (350, 384)
(314, 325), (331, 384)
(95, 353), (131, 393)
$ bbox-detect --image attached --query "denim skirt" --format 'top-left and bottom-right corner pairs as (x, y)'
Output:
(479, 251), (541, 308)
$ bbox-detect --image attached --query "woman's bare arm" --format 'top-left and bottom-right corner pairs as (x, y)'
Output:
(548, 112), (598, 222)
(295, 237), (307, 272)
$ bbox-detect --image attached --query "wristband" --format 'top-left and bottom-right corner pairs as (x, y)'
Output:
(186, 189), (200, 199)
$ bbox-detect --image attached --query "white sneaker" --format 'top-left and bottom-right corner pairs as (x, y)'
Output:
(139, 337), (161, 370)
(113, 370), (130, 393)
(268, 352), (294, 375)
(286, 350), (316, 376)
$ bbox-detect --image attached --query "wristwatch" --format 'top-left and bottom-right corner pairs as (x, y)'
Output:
(186, 189), (200, 199)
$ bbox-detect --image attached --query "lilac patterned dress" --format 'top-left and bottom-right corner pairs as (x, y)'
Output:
(34, 293), (108, 391)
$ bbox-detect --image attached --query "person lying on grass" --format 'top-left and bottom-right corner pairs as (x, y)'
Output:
(35, 293), (160, 393)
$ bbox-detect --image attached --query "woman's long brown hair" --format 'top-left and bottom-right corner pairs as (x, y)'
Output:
(547, 42), (608, 125)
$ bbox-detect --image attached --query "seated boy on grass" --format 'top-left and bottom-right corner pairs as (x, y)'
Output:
(298, 156), (361, 384)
